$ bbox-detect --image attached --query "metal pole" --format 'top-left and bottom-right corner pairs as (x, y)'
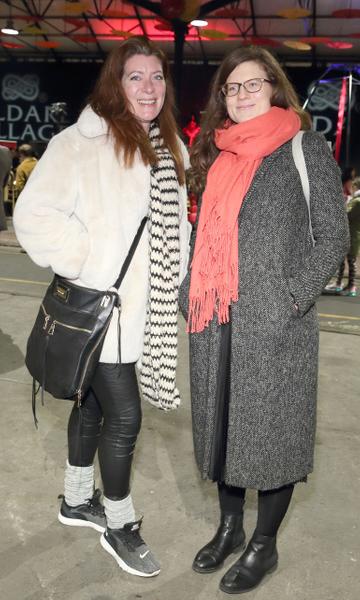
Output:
(173, 21), (187, 107)
(302, 66), (332, 110)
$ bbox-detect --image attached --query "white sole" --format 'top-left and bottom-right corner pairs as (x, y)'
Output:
(58, 511), (106, 533)
(100, 533), (160, 578)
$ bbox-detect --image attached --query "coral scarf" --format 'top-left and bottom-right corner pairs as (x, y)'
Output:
(187, 107), (300, 333)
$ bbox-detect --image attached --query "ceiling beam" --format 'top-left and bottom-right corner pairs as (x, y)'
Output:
(21, 0), (58, 60)
(134, 5), (147, 37)
(249, 0), (257, 36)
(82, 11), (104, 57)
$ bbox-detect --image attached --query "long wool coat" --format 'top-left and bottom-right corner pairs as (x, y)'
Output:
(179, 131), (349, 490)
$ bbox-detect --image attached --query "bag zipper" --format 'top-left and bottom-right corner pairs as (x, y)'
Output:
(40, 299), (113, 407)
(41, 304), (92, 335)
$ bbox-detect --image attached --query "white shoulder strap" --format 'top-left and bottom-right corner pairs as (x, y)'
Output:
(292, 131), (315, 247)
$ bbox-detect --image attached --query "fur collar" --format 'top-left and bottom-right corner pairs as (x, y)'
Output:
(77, 106), (108, 138)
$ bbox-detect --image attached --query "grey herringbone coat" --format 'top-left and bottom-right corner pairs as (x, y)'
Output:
(179, 131), (349, 490)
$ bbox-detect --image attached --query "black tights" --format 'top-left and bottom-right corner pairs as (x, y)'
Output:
(68, 362), (141, 500)
(218, 481), (294, 537)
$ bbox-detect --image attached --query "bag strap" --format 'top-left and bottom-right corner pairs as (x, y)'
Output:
(113, 216), (148, 290)
(292, 131), (315, 247)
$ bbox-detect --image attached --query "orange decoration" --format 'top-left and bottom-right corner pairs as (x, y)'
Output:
(1, 41), (24, 49)
(109, 29), (135, 39)
(102, 9), (132, 18)
(154, 20), (174, 31)
(23, 25), (45, 35)
(331, 9), (360, 18)
(326, 41), (353, 49)
(71, 35), (95, 43)
(35, 40), (61, 48)
(277, 8), (311, 19)
(64, 2), (89, 14)
(300, 37), (331, 45)
(283, 40), (311, 50)
(13, 15), (38, 22)
(200, 28), (228, 40)
(180, 0), (200, 22)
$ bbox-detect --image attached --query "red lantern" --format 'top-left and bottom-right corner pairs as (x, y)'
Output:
(154, 20), (174, 31)
(161, 0), (184, 21)
(331, 9), (360, 18)
(182, 115), (200, 147)
(189, 192), (197, 206)
(188, 211), (197, 224)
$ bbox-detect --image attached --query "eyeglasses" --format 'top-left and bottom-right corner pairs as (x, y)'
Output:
(221, 78), (273, 97)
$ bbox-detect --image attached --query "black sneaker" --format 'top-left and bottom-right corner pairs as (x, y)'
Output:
(100, 518), (160, 577)
(58, 488), (106, 533)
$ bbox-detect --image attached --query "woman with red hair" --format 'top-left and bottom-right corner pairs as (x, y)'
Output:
(14, 36), (190, 578)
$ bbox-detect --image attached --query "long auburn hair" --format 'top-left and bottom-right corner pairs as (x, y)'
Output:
(89, 36), (185, 185)
(190, 46), (312, 193)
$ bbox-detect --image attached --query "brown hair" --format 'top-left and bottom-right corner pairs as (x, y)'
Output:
(89, 36), (185, 185)
(190, 46), (312, 193)
(18, 144), (36, 158)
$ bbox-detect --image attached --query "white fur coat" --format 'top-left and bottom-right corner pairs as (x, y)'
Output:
(14, 107), (191, 363)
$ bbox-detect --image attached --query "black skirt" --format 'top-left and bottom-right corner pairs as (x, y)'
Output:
(208, 319), (232, 482)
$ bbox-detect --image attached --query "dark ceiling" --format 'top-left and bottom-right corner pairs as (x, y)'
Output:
(0, 0), (360, 66)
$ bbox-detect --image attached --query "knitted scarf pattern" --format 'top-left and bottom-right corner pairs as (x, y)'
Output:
(139, 122), (181, 410)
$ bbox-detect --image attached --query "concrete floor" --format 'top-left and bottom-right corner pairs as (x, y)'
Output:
(0, 288), (359, 599)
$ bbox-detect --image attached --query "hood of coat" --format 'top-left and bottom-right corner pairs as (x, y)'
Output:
(76, 105), (108, 138)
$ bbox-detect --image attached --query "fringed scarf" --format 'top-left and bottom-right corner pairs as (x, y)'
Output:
(140, 121), (181, 410)
(187, 107), (300, 333)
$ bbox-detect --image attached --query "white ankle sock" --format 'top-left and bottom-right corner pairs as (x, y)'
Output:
(64, 460), (94, 507)
(103, 494), (136, 529)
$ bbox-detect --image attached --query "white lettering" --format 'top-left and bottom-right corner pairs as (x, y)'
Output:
(312, 115), (333, 135)
(44, 106), (57, 123)
(38, 124), (55, 141)
(8, 123), (20, 140)
(8, 104), (23, 122)
(21, 123), (37, 140)
(24, 105), (41, 123)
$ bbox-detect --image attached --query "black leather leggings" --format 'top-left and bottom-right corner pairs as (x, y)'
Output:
(68, 362), (141, 500)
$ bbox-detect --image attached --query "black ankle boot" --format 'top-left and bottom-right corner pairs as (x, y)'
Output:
(192, 514), (245, 574)
(219, 532), (278, 594)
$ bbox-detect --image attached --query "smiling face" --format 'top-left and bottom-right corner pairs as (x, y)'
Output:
(122, 54), (166, 132)
(224, 60), (273, 124)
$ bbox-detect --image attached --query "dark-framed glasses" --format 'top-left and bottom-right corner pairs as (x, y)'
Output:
(221, 78), (272, 97)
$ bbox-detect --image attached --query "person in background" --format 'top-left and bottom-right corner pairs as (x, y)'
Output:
(14, 144), (38, 196)
(341, 166), (356, 201)
(179, 46), (349, 595)
(327, 166), (358, 295)
(337, 176), (360, 297)
(14, 36), (190, 578)
(0, 144), (12, 230)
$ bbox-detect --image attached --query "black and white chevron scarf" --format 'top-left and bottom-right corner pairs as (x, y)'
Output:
(139, 122), (181, 410)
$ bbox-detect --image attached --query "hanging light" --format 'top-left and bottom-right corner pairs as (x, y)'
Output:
(1, 18), (19, 36)
(190, 19), (208, 27)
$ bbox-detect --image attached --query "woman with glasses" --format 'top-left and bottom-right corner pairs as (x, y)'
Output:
(179, 47), (349, 594)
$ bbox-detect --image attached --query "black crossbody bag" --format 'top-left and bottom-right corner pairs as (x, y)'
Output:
(26, 217), (147, 424)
